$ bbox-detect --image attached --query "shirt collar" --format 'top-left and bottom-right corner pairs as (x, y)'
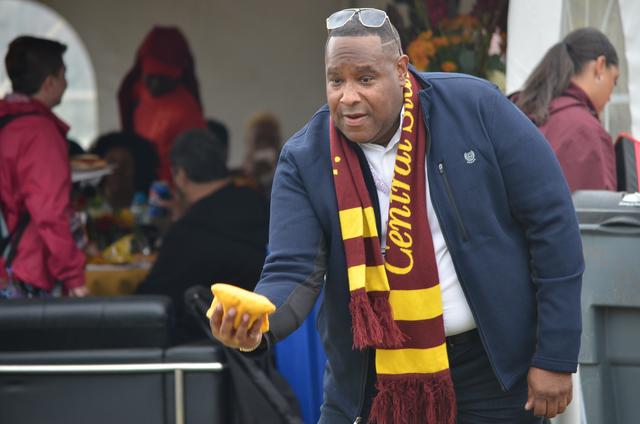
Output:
(360, 108), (404, 153)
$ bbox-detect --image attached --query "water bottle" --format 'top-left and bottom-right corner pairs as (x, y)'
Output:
(130, 191), (149, 226)
(148, 181), (172, 218)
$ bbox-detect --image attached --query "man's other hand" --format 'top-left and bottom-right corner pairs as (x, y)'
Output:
(525, 367), (573, 418)
(209, 303), (263, 351)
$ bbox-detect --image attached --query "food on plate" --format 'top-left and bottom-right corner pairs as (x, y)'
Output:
(71, 154), (109, 171)
(100, 234), (134, 264)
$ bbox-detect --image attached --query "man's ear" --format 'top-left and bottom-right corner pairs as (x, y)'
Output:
(37, 74), (54, 94)
(397, 54), (410, 84)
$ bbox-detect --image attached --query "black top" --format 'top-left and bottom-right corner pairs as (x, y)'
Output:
(137, 183), (269, 342)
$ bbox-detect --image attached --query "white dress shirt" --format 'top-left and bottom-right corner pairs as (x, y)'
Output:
(358, 122), (477, 336)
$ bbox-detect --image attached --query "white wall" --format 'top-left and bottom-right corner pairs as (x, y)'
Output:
(38, 0), (349, 165)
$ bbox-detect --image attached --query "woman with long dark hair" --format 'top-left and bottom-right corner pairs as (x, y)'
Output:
(514, 28), (619, 191)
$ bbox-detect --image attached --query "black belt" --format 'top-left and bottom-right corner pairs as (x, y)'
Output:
(445, 329), (479, 347)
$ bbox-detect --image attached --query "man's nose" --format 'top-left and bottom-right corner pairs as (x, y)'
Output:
(340, 82), (361, 106)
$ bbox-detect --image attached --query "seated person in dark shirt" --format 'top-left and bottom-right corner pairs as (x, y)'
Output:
(137, 128), (269, 342)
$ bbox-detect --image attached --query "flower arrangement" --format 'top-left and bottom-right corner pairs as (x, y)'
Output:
(407, 15), (482, 74)
(389, 0), (508, 90)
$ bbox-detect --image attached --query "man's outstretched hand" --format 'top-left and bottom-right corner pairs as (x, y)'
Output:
(209, 304), (263, 351)
(525, 367), (573, 418)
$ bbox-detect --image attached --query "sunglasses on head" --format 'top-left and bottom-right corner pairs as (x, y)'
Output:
(326, 8), (389, 31)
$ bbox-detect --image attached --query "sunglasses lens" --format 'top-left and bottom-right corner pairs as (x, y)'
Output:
(359, 9), (388, 27)
(326, 9), (356, 30)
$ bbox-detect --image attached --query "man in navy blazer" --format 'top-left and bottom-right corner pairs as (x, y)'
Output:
(211, 8), (583, 423)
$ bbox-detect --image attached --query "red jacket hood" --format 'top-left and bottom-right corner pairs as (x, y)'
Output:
(0, 94), (69, 136)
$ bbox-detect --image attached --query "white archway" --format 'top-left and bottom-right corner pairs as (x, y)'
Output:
(0, 0), (98, 149)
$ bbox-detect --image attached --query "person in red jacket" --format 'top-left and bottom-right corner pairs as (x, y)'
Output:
(118, 26), (206, 183)
(0, 36), (87, 297)
(514, 28), (619, 192)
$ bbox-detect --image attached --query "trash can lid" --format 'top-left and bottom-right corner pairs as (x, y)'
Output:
(572, 190), (640, 226)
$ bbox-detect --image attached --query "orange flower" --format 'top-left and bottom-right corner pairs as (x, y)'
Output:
(441, 61), (458, 72)
(442, 17), (459, 31)
(424, 41), (436, 57)
(432, 36), (449, 49)
(411, 56), (430, 71)
(418, 30), (433, 41)
(450, 35), (462, 45)
(459, 15), (479, 28)
(408, 38), (436, 59)
(407, 39), (430, 71)
(462, 29), (475, 43)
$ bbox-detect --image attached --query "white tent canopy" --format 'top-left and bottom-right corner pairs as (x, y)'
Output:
(619, 0), (640, 139)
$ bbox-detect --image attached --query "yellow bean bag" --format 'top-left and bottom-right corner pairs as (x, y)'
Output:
(206, 283), (275, 333)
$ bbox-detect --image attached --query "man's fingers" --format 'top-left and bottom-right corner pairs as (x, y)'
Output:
(210, 304), (223, 334)
(232, 315), (263, 350)
(208, 305), (266, 351)
(248, 316), (264, 337)
(533, 398), (547, 418)
(219, 307), (236, 338)
(245, 317), (264, 345)
(546, 398), (559, 418)
(235, 313), (251, 341)
(524, 386), (534, 411)
(557, 395), (568, 415)
(526, 367), (573, 417)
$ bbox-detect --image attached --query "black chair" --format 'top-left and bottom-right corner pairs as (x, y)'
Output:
(0, 295), (230, 424)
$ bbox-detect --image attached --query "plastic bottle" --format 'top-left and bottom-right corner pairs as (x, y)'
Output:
(130, 191), (149, 226)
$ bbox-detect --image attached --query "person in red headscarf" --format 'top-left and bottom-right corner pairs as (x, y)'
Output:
(118, 26), (206, 183)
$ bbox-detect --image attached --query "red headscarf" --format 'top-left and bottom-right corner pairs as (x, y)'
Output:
(117, 26), (203, 131)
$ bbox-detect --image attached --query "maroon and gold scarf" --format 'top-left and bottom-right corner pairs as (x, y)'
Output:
(330, 73), (456, 424)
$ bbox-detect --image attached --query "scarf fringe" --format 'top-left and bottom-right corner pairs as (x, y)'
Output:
(370, 295), (406, 348)
(349, 290), (383, 349)
(350, 292), (406, 349)
(368, 374), (457, 424)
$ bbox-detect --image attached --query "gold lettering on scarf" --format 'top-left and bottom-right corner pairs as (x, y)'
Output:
(390, 190), (410, 205)
(385, 248), (414, 275)
(404, 98), (414, 111)
(391, 179), (410, 192)
(403, 78), (413, 97)
(394, 150), (412, 176)
(402, 113), (414, 133)
(385, 81), (416, 276)
(388, 205), (411, 231)
(388, 229), (412, 249)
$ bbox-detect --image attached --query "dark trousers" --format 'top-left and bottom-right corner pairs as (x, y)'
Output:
(449, 330), (544, 423)
(320, 330), (547, 423)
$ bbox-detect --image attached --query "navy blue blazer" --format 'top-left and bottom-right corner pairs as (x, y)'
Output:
(255, 70), (584, 421)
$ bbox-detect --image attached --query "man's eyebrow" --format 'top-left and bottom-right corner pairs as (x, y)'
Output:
(354, 65), (378, 73)
(326, 67), (338, 74)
